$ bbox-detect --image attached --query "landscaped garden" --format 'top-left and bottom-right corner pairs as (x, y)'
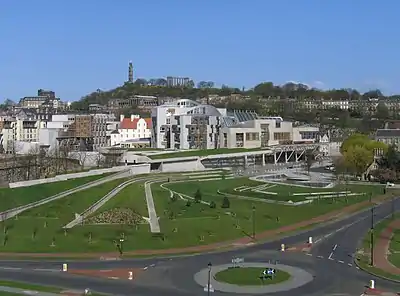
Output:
(0, 174), (111, 212)
(0, 170), (393, 255)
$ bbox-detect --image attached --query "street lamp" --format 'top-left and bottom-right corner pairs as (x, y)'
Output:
(207, 262), (212, 296)
(119, 238), (124, 255)
(370, 206), (375, 266)
(252, 204), (256, 239)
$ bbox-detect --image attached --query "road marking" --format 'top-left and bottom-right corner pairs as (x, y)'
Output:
(108, 277), (119, 280)
(348, 263), (353, 267)
(306, 253), (312, 256)
(314, 238), (322, 244)
(0, 267), (21, 270)
(328, 252), (334, 260)
(333, 244), (338, 251)
(317, 255), (323, 259)
(338, 260), (344, 264)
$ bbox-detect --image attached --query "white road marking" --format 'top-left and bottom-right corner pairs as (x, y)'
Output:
(306, 253), (312, 256)
(0, 267), (21, 270)
(348, 263), (353, 267)
(317, 255), (323, 259)
(338, 260), (344, 264)
(333, 244), (338, 251)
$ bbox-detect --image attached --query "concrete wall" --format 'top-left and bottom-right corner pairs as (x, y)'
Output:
(160, 159), (205, 172)
(9, 164), (150, 188)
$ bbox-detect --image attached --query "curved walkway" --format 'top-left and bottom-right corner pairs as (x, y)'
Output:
(374, 219), (400, 275)
(193, 263), (313, 294)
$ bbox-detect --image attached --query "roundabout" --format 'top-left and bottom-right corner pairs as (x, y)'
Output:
(194, 263), (313, 294)
(214, 266), (290, 286)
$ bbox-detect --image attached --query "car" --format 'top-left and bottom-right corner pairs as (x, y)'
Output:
(387, 182), (394, 187)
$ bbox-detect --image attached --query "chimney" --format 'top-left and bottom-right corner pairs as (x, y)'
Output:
(120, 114), (124, 122)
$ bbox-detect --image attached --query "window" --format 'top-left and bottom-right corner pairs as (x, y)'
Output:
(166, 118), (171, 125)
(245, 132), (259, 141)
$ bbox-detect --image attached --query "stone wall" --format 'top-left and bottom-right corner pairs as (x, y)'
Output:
(8, 164), (150, 188)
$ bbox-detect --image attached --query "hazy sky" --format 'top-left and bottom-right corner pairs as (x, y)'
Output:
(1, 0), (399, 102)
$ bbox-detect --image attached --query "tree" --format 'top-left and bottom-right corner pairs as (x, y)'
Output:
(194, 189), (202, 203)
(344, 145), (373, 176)
(375, 102), (389, 120)
(221, 196), (230, 208)
(304, 150), (316, 175)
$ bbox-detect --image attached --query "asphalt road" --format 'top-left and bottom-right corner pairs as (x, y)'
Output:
(0, 198), (399, 296)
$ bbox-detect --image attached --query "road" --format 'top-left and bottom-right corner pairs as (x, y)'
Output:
(0, 198), (398, 295)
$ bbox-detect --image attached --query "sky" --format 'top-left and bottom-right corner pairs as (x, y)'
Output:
(1, 0), (399, 102)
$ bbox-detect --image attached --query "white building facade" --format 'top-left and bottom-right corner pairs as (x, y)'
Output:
(110, 115), (152, 147)
(151, 99), (226, 149)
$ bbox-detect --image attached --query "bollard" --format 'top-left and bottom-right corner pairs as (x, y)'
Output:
(369, 279), (375, 289)
(281, 243), (285, 252)
(128, 271), (133, 280)
(62, 263), (68, 272)
(308, 236), (313, 244)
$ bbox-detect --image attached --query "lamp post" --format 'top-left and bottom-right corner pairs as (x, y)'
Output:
(252, 204), (256, 239)
(370, 206), (375, 266)
(207, 262), (212, 296)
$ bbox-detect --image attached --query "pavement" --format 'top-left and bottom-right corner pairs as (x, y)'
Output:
(144, 180), (161, 233)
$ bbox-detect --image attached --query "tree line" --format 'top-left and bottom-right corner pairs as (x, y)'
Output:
(71, 80), (399, 111)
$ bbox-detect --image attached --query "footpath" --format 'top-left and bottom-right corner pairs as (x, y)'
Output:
(374, 219), (400, 275)
(0, 195), (390, 259)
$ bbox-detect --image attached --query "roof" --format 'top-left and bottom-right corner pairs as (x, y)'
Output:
(120, 117), (152, 129)
(376, 129), (400, 138)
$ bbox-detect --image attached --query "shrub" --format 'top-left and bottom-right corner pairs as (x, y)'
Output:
(221, 196), (230, 208)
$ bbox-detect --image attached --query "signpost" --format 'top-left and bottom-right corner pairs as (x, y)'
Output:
(231, 257), (244, 268)
(260, 268), (276, 280)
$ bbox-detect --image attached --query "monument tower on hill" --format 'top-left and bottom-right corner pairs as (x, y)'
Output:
(128, 61), (134, 83)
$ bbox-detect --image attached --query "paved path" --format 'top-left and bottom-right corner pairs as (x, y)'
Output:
(374, 219), (400, 275)
(144, 181), (160, 233)
(193, 262), (313, 294)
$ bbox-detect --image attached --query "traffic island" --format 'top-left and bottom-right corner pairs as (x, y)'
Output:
(193, 262), (313, 294)
(214, 267), (290, 286)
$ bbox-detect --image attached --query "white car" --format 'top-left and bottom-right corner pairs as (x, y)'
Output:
(387, 182), (394, 187)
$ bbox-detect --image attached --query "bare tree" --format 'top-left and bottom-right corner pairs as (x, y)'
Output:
(70, 151), (88, 171)
(304, 149), (316, 175)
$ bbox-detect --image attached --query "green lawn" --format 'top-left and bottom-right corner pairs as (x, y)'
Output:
(0, 174), (111, 212)
(0, 174), (388, 254)
(0, 280), (106, 296)
(0, 178), (129, 252)
(214, 267), (290, 285)
(0, 280), (60, 293)
(223, 179), (384, 202)
(93, 181), (148, 216)
(149, 148), (266, 159)
(356, 214), (400, 280)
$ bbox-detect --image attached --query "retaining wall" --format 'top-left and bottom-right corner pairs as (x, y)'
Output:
(9, 164), (150, 188)
(160, 159), (205, 172)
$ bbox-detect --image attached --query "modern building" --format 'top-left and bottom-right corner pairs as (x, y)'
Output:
(151, 99), (226, 149)
(110, 115), (152, 148)
(39, 113), (114, 151)
(220, 119), (319, 149)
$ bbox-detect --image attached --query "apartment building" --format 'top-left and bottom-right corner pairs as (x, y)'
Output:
(220, 118), (319, 149)
(151, 99), (225, 149)
(1, 117), (46, 153)
(39, 113), (114, 151)
(110, 115), (152, 148)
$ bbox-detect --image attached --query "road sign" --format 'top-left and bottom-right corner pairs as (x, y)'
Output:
(204, 284), (214, 292)
(62, 264), (68, 272)
(231, 257), (244, 267)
